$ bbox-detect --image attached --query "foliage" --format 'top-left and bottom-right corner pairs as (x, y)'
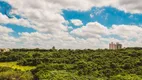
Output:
(0, 67), (34, 80)
(0, 62), (35, 71)
(1, 48), (142, 79)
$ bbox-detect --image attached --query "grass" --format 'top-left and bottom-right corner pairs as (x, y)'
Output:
(0, 62), (35, 71)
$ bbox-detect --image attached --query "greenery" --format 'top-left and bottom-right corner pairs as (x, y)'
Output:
(0, 67), (33, 80)
(0, 48), (142, 80)
(0, 62), (35, 71)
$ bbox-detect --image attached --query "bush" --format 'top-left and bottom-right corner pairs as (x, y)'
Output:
(0, 70), (34, 80)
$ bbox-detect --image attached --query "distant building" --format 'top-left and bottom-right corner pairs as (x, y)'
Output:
(109, 42), (116, 50)
(116, 42), (122, 49)
(109, 42), (122, 50)
(0, 48), (10, 53)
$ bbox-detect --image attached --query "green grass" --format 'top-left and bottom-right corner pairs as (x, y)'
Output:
(0, 62), (35, 71)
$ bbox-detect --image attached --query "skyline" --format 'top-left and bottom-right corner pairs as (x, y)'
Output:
(0, 0), (142, 49)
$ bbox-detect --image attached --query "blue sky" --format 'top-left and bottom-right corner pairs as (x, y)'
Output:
(0, 1), (36, 38)
(0, 0), (142, 49)
(1, 1), (142, 37)
(0, 1), (12, 17)
(63, 6), (142, 29)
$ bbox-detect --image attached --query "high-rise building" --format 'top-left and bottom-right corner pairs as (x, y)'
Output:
(116, 42), (122, 49)
(109, 42), (116, 49)
(109, 42), (122, 50)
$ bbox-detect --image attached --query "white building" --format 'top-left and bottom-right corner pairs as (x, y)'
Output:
(0, 48), (10, 53)
(109, 42), (122, 50)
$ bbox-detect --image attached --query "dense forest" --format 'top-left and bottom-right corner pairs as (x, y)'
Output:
(0, 47), (142, 80)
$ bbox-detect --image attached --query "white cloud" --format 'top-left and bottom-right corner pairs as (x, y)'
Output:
(71, 22), (108, 38)
(71, 19), (83, 26)
(0, 13), (34, 28)
(5, 0), (68, 34)
(110, 25), (142, 39)
(94, 8), (105, 15)
(0, 25), (19, 48)
(18, 32), (52, 40)
(90, 14), (94, 18)
(1, 0), (142, 49)
(0, 25), (13, 34)
(4, 0), (142, 35)
(115, 0), (142, 14)
(71, 22), (142, 48)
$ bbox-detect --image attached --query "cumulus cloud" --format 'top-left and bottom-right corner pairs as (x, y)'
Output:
(19, 32), (52, 40)
(71, 19), (83, 26)
(0, 25), (13, 34)
(116, 0), (142, 13)
(5, 0), (68, 34)
(71, 22), (142, 48)
(110, 25), (142, 39)
(1, 0), (142, 49)
(71, 22), (108, 38)
(0, 13), (34, 28)
(5, 0), (142, 35)
(0, 25), (19, 48)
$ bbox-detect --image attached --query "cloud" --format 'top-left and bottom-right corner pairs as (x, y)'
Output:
(18, 32), (52, 40)
(116, 0), (142, 13)
(90, 14), (94, 18)
(71, 22), (142, 40)
(71, 22), (108, 38)
(4, 0), (142, 35)
(5, 0), (68, 34)
(1, 0), (142, 49)
(94, 8), (105, 15)
(0, 13), (34, 28)
(0, 25), (13, 34)
(0, 25), (19, 48)
(71, 22), (142, 48)
(71, 19), (83, 26)
(110, 25), (142, 39)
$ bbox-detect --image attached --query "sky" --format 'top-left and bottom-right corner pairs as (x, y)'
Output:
(0, 0), (142, 49)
